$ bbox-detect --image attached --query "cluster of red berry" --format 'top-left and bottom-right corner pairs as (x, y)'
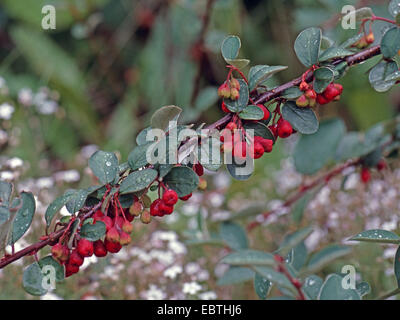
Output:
(218, 78), (240, 101)
(220, 120), (274, 160)
(296, 82), (317, 108)
(51, 203), (137, 277)
(269, 118), (294, 140)
(316, 83), (344, 105)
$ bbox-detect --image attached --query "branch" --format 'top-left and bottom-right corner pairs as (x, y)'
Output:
(253, 45), (381, 105)
(0, 202), (102, 269)
(247, 159), (361, 231)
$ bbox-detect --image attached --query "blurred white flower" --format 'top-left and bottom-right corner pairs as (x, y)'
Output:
(198, 291), (217, 300)
(18, 88), (33, 106)
(6, 157), (23, 169)
(36, 177), (54, 189)
(168, 240), (187, 255)
(164, 265), (183, 279)
(0, 171), (14, 181)
(54, 170), (80, 183)
(37, 100), (58, 115)
(40, 291), (63, 300)
(185, 262), (201, 275)
(144, 284), (166, 300)
(182, 282), (202, 295)
(0, 103), (14, 120)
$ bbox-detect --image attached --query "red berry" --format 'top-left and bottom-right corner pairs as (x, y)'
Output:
(122, 220), (133, 234)
(77, 239), (94, 258)
(119, 232), (132, 246)
(159, 201), (174, 216)
(179, 193), (192, 201)
(255, 137), (273, 153)
(106, 227), (120, 243)
(277, 120), (293, 139)
(150, 199), (162, 217)
(52, 243), (70, 263)
(69, 250), (84, 267)
(257, 104), (270, 121)
(323, 83), (340, 101)
(296, 94), (309, 108)
(252, 142), (265, 159)
(305, 89), (317, 100)
(361, 167), (371, 184)
(218, 83), (231, 99)
(93, 210), (104, 220)
(65, 263), (79, 278)
(93, 240), (107, 257)
(230, 88), (240, 100)
(226, 122), (238, 131)
(96, 215), (113, 232)
(104, 239), (122, 253)
(316, 94), (329, 105)
(193, 163), (204, 177)
(221, 102), (230, 113)
(162, 190), (178, 206)
(299, 81), (310, 91)
(377, 160), (387, 171)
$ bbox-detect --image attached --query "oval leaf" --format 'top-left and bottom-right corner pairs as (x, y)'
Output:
(80, 221), (106, 241)
(239, 105), (264, 120)
(381, 26), (400, 59)
(349, 229), (400, 244)
(119, 169), (158, 195)
(22, 262), (47, 296)
(88, 150), (119, 185)
(221, 249), (275, 267)
(282, 102), (319, 135)
(9, 192), (35, 244)
(294, 27), (322, 68)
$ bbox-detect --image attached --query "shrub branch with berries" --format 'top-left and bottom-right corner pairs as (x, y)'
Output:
(1, 2), (400, 299)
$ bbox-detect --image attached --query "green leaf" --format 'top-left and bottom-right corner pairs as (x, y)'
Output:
(389, 0), (400, 18)
(22, 262), (47, 296)
(45, 192), (75, 227)
(349, 229), (400, 244)
(219, 222), (248, 251)
(89, 151), (119, 185)
(281, 102), (319, 135)
(9, 192), (35, 244)
(291, 191), (314, 224)
(303, 275), (323, 300)
(65, 189), (90, 214)
(223, 79), (249, 113)
(0, 181), (13, 205)
(254, 273), (271, 300)
(80, 221), (106, 241)
(221, 35), (241, 61)
(239, 105), (264, 120)
(225, 58), (250, 70)
(119, 169), (158, 194)
(254, 266), (297, 295)
(248, 65), (288, 91)
(318, 274), (361, 300)
(287, 242), (308, 271)
(243, 121), (275, 141)
(394, 246), (400, 287)
(217, 267), (254, 286)
(307, 245), (351, 274)
(151, 105), (182, 131)
(381, 26), (400, 59)
(369, 60), (399, 93)
(340, 33), (364, 48)
(163, 166), (199, 198)
(319, 47), (354, 62)
(136, 127), (152, 146)
(38, 256), (64, 282)
(335, 132), (369, 162)
(229, 202), (267, 221)
(128, 143), (152, 170)
(221, 249), (276, 267)
(294, 118), (346, 175)
(313, 67), (335, 93)
(278, 227), (313, 256)
(0, 206), (13, 254)
(294, 27), (322, 68)
(198, 137), (222, 172)
(281, 87), (303, 99)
